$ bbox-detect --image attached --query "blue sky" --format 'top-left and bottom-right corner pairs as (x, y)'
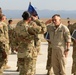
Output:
(0, 0), (76, 10)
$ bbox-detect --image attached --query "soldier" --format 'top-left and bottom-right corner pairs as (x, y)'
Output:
(47, 14), (71, 75)
(8, 19), (13, 30)
(68, 23), (76, 75)
(29, 15), (47, 74)
(67, 20), (71, 25)
(45, 23), (54, 75)
(0, 14), (10, 69)
(28, 4), (47, 54)
(8, 19), (16, 54)
(30, 14), (47, 55)
(0, 13), (7, 75)
(67, 20), (72, 31)
(46, 42), (53, 75)
(12, 11), (42, 75)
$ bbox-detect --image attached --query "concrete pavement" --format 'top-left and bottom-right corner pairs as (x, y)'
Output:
(3, 42), (73, 75)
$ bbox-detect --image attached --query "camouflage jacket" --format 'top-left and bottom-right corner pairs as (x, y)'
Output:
(0, 22), (9, 44)
(30, 20), (47, 41)
(13, 20), (42, 58)
(68, 23), (76, 44)
(32, 19), (47, 34)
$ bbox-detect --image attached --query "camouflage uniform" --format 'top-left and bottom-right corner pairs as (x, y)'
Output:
(2, 22), (9, 55)
(0, 21), (10, 70)
(46, 24), (53, 75)
(0, 22), (7, 75)
(68, 23), (76, 75)
(31, 19), (46, 54)
(8, 24), (16, 53)
(46, 43), (52, 70)
(46, 43), (53, 75)
(67, 23), (73, 36)
(8, 24), (19, 70)
(13, 20), (42, 75)
(48, 23), (71, 75)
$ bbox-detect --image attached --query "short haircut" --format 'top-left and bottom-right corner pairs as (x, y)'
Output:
(8, 19), (12, 24)
(67, 21), (70, 23)
(52, 14), (60, 18)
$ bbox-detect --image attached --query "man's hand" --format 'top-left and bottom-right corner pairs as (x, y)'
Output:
(45, 19), (52, 25)
(31, 15), (38, 20)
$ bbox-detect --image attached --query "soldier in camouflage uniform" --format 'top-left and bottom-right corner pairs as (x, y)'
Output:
(8, 19), (16, 54)
(12, 11), (42, 75)
(68, 23), (76, 75)
(0, 14), (7, 75)
(30, 14), (47, 55)
(8, 19), (18, 71)
(46, 43), (53, 75)
(45, 25), (54, 75)
(44, 19), (53, 75)
(67, 21), (72, 31)
(1, 14), (10, 69)
(29, 15), (47, 74)
(1, 14), (9, 55)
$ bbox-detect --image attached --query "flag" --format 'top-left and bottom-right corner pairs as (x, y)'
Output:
(28, 2), (38, 16)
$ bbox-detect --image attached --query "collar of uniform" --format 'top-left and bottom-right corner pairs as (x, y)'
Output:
(53, 23), (62, 30)
(58, 23), (62, 29)
(53, 23), (62, 28)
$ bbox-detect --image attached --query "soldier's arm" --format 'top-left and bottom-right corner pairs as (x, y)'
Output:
(34, 19), (47, 34)
(64, 26), (71, 50)
(29, 21), (42, 34)
(3, 23), (9, 43)
(45, 18), (52, 25)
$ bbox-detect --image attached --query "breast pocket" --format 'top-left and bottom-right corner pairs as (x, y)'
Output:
(58, 31), (64, 39)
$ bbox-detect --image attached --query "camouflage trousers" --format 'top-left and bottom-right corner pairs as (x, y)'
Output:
(0, 60), (6, 75)
(72, 45), (76, 74)
(46, 47), (52, 70)
(46, 46), (54, 75)
(3, 43), (10, 68)
(35, 40), (41, 54)
(5, 43), (10, 55)
(18, 57), (36, 75)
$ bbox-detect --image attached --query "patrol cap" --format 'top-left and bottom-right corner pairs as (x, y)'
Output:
(22, 11), (31, 20)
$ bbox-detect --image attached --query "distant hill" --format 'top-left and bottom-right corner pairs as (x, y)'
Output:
(2, 9), (76, 19)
